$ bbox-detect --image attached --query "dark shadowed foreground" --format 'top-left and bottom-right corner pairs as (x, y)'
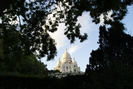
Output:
(1, 65), (133, 89)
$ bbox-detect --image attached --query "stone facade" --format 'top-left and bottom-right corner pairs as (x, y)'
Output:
(54, 48), (80, 74)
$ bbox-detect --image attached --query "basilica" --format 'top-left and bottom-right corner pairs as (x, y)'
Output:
(54, 48), (80, 74)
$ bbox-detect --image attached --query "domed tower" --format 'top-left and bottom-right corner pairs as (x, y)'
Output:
(54, 58), (61, 71)
(61, 48), (72, 63)
(57, 58), (61, 67)
(72, 58), (80, 73)
(73, 58), (77, 66)
(54, 48), (80, 74)
(61, 48), (73, 73)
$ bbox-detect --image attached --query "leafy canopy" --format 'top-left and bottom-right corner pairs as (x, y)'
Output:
(0, 0), (132, 60)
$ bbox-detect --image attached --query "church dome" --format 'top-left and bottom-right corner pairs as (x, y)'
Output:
(57, 58), (61, 67)
(73, 58), (77, 65)
(61, 48), (72, 63)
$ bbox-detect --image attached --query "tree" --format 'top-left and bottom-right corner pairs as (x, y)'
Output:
(86, 25), (133, 73)
(0, 0), (132, 61)
(0, 0), (18, 16)
(0, 28), (48, 77)
(0, 0), (87, 61)
(0, 0), (57, 60)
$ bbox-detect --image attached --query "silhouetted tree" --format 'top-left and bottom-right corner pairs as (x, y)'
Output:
(86, 25), (133, 73)
(1, 0), (132, 60)
(0, 25), (47, 77)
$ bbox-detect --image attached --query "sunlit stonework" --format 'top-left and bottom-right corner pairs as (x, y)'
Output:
(54, 48), (80, 74)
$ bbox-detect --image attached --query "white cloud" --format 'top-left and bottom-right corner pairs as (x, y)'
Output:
(68, 45), (81, 54)
(66, 12), (93, 54)
(49, 23), (67, 49)
(49, 11), (94, 51)
(77, 12), (94, 35)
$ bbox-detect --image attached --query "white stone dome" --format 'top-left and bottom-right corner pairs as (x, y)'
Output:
(73, 58), (77, 65)
(61, 48), (72, 63)
(57, 58), (61, 66)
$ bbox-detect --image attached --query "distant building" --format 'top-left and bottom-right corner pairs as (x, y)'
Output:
(54, 48), (81, 74)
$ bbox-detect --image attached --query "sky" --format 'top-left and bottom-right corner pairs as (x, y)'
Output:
(42, 6), (133, 72)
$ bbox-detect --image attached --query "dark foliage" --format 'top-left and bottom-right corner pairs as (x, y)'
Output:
(0, 1), (133, 88)
(1, 0), (132, 60)
(86, 25), (133, 72)
(83, 0), (133, 73)
(1, 69), (133, 89)
(0, 24), (48, 77)
(0, 0), (132, 61)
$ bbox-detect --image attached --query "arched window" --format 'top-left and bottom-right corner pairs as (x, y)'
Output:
(63, 68), (65, 71)
(66, 66), (68, 70)
(74, 69), (76, 72)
